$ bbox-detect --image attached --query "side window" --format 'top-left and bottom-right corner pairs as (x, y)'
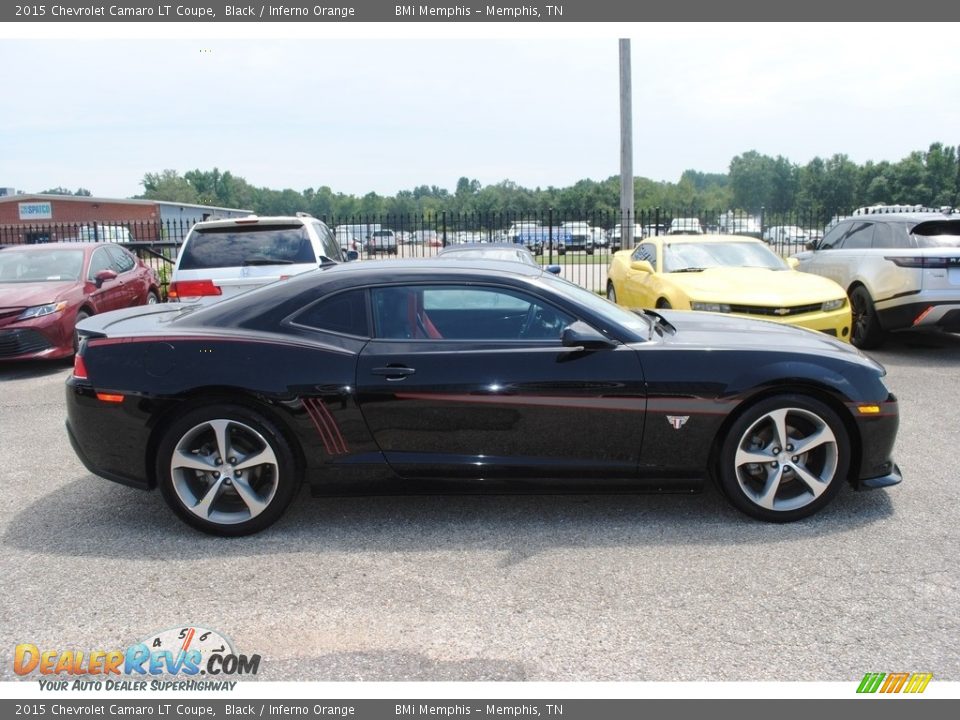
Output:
(819, 225), (846, 250)
(87, 248), (113, 280)
(312, 221), (342, 262)
(631, 243), (658, 270)
(871, 222), (897, 249)
(371, 285), (574, 341)
(292, 289), (369, 337)
(106, 246), (136, 273)
(838, 222), (874, 250)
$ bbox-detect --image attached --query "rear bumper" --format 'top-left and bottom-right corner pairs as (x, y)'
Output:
(65, 379), (153, 490)
(877, 299), (960, 332)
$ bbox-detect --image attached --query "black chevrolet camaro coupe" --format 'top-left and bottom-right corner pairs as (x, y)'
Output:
(65, 260), (901, 535)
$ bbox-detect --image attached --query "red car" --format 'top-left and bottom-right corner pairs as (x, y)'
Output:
(0, 243), (161, 361)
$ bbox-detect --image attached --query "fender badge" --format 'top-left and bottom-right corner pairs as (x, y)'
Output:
(666, 415), (689, 430)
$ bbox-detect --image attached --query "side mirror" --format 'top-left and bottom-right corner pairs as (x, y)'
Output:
(94, 269), (118, 288)
(345, 250), (359, 262)
(805, 241), (818, 251)
(629, 260), (654, 274)
(545, 264), (562, 275)
(561, 321), (616, 350)
(786, 257), (800, 269)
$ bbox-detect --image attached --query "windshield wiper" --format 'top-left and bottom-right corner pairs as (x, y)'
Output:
(670, 267), (707, 273)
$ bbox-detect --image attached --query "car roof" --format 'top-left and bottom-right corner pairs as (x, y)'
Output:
(837, 212), (959, 225)
(324, 258), (542, 279)
(190, 214), (318, 230)
(3, 242), (102, 251)
(439, 243), (532, 253)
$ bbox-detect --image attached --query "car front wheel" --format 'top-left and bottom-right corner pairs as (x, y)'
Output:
(156, 404), (299, 536)
(718, 395), (850, 522)
(606, 282), (617, 303)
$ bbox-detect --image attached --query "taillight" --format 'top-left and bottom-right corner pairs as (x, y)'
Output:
(167, 280), (222, 299)
(73, 353), (89, 380)
(885, 256), (960, 269)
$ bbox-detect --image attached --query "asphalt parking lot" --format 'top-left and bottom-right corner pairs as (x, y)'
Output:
(1, 332), (958, 682)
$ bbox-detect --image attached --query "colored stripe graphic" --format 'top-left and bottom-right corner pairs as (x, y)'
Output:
(857, 672), (932, 694)
(904, 674), (933, 694)
(301, 397), (349, 456)
(857, 673), (885, 693)
(880, 673), (909, 693)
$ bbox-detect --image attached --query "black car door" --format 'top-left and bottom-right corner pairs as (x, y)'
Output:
(355, 283), (646, 480)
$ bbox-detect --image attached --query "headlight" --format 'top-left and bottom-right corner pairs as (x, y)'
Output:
(821, 298), (846, 312)
(691, 302), (731, 313)
(17, 302), (68, 320)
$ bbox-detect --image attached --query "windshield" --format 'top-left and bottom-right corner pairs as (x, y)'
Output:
(664, 241), (787, 272)
(541, 272), (651, 339)
(0, 249), (84, 282)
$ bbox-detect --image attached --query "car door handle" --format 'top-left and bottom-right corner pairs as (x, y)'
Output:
(371, 365), (416, 380)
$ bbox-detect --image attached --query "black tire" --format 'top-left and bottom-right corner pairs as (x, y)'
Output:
(850, 286), (884, 349)
(73, 310), (90, 354)
(147, 290), (160, 305)
(656, 299), (672, 309)
(717, 394), (850, 523)
(156, 404), (300, 536)
(586, 247), (595, 256)
(606, 282), (617, 303)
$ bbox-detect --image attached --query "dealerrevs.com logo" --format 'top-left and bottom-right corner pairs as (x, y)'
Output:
(14, 626), (260, 691)
(857, 672), (933, 694)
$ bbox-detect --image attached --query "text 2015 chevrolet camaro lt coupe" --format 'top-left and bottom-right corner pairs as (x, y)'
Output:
(66, 260), (901, 535)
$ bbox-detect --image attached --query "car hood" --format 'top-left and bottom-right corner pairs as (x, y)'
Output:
(655, 308), (881, 370)
(0, 281), (78, 309)
(667, 267), (845, 304)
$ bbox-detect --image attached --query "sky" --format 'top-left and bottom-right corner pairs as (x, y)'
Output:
(3, 23), (960, 200)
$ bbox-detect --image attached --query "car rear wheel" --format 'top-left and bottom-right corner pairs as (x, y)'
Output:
(850, 286), (884, 349)
(147, 290), (160, 304)
(718, 394), (849, 522)
(157, 404), (299, 536)
(606, 282), (617, 303)
(656, 299), (672, 309)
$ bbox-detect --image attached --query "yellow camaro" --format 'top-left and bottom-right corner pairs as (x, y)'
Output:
(606, 234), (852, 341)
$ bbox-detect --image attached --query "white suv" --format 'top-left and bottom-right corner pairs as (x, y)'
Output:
(169, 214), (347, 304)
(793, 208), (960, 348)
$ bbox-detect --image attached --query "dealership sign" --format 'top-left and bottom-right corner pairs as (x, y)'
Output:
(19, 202), (53, 220)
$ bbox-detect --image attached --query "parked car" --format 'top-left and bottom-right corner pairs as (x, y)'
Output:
(668, 218), (704, 235)
(0, 242), (159, 361)
(607, 224), (644, 251)
(559, 221), (594, 254)
(411, 229), (442, 247)
(436, 243), (561, 274)
(763, 225), (808, 246)
(168, 214), (347, 305)
(606, 234), (851, 340)
(67, 259), (900, 535)
(366, 229), (398, 255)
(793, 208), (960, 348)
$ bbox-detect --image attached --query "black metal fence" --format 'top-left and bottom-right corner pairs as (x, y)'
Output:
(0, 208), (836, 297)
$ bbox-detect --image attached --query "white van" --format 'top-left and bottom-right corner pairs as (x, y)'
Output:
(169, 214), (347, 304)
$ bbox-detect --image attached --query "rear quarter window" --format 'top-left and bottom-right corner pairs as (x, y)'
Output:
(178, 224), (317, 270)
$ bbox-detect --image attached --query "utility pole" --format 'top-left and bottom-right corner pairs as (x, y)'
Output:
(619, 39), (634, 249)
